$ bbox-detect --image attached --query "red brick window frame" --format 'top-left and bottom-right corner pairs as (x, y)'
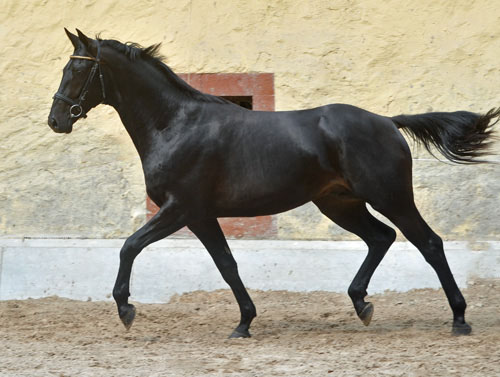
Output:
(146, 73), (276, 239)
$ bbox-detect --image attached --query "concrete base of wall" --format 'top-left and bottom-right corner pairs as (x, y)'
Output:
(1, 239), (499, 303)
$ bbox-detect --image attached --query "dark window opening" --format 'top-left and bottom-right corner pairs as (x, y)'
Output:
(223, 96), (253, 110)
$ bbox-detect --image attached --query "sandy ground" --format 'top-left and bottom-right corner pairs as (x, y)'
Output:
(1, 279), (499, 377)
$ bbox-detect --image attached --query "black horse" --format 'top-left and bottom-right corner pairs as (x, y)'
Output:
(48, 29), (497, 338)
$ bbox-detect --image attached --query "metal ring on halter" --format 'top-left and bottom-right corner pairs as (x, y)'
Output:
(70, 104), (84, 118)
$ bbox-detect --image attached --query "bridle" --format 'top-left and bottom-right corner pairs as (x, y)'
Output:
(53, 42), (106, 120)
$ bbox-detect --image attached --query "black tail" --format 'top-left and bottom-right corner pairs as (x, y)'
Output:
(391, 108), (499, 164)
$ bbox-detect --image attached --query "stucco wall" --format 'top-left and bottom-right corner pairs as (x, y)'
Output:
(0, 0), (498, 240)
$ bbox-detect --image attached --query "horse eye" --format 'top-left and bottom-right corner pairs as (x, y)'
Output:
(70, 63), (84, 74)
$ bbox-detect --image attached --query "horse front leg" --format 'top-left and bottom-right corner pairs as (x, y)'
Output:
(188, 219), (256, 338)
(113, 197), (187, 330)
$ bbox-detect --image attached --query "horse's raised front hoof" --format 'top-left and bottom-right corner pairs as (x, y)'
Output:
(452, 322), (472, 336)
(358, 302), (374, 326)
(119, 304), (136, 330)
(228, 329), (251, 339)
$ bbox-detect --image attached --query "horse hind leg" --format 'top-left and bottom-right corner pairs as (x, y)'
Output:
(313, 196), (396, 326)
(373, 199), (471, 335)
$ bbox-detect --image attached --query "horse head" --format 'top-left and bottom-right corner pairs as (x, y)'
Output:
(48, 29), (106, 133)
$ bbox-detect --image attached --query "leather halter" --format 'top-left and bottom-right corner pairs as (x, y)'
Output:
(53, 42), (106, 120)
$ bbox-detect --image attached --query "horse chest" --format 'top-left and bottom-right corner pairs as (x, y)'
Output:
(141, 157), (178, 199)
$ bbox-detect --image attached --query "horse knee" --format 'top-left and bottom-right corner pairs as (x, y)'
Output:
(453, 295), (467, 312)
(348, 283), (367, 301)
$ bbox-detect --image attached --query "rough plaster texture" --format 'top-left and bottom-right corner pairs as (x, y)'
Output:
(0, 0), (499, 239)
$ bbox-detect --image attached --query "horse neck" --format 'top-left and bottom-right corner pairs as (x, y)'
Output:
(104, 56), (190, 160)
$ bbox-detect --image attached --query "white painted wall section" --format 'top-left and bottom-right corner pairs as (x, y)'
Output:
(0, 239), (499, 303)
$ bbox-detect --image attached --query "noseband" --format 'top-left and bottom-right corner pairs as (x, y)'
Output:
(53, 42), (106, 120)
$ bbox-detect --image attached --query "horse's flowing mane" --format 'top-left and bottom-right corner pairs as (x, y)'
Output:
(99, 37), (230, 105)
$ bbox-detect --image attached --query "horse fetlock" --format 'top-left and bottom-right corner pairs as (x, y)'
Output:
(347, 285), (367, 302)
(243, 304), (257, 319)
(112, 282), (131, 301)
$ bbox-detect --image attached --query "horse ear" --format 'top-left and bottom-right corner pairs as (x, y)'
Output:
(76, 29), (91, 48)
(76, 28), (97, 56)
(65, 28), (80, 50)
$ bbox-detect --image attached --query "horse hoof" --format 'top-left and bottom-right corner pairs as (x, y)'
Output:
(452, 322), (472, 336)
(228, 329), (251, 339)
(358, 302), (374, 326)
(119, 304), (136, 330)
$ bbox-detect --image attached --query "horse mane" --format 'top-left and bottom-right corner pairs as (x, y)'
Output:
(99, 37), (231, 105)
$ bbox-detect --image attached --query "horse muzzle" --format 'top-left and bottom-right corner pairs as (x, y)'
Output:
(48, 115), (73, 134)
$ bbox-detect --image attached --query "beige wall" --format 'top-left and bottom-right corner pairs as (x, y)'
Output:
(0, 0), (498, 239)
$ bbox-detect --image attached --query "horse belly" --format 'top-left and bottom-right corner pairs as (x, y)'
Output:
(212, 155), (344, 217)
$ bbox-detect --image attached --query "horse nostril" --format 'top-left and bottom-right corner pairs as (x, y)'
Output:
(48, 117), (58, 130)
